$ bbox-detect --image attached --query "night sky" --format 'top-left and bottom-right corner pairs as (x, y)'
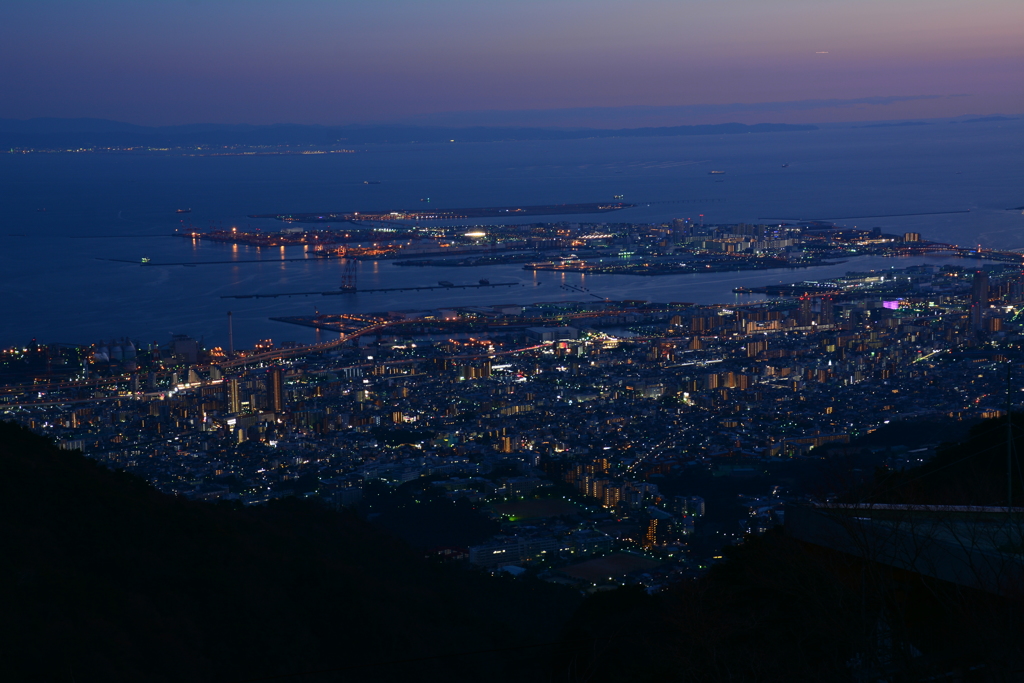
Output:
(1, 0), (1021, 126)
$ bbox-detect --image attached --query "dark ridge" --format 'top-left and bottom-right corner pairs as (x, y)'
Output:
(578, 525), (1024, 682)
(0, 421), (578, 683)
(845, 417), (979, 450)
(861, 413), (1024, 506)
(557, 414), (1024, 682)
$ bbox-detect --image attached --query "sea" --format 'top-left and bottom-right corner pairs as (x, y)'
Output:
(1, 118), (1022, 349)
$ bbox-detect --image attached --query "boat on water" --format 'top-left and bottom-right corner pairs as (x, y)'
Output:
(781, 163), (790, 168)
(479, 278), (490, 285)
(709, 170), (725, 175)
(176, 208), (192, 213)
(438, 280), (454, 287)
(363, 180), (381, 185)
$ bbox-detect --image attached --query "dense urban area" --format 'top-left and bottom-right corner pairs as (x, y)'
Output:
(4, 220), (1024, 592)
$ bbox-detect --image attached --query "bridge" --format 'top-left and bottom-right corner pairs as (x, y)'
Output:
(894, 244), (1024, 263)
(0, 320), (393, 401)
(219, 320), (392, 369)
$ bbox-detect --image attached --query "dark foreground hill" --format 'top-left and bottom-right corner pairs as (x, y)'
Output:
(5, 415), (1023, 683)
(0, 422), (578, 682)
(557, 415), (1024, 682)
(864, 413), (1024, 506)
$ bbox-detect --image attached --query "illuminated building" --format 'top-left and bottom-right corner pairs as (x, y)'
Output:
(268, 367), (284, 413)
(644, 519), (658, 549)
(227, 378), (241, 414)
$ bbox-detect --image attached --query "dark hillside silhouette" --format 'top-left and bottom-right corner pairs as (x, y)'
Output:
(0, 422), (577, 682)
(863, 413), (1024, 505)
(556, 414), (1024, 682)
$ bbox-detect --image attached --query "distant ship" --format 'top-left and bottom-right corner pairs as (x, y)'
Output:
(176, 208), (192, 213)
(438, 280), (454, 287)
(479, 278), (490, 285)
(709, 170), (725, 175)
(781, 163), (790, 168)
(613, 194), (624, 199)
(363, 180), (381, 185)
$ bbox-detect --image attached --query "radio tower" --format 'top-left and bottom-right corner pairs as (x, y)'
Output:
(340, 255), (357, 292)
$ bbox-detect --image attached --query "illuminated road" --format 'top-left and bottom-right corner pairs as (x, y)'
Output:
(0, 375), (132, 395)
(219, 320), (392, 369)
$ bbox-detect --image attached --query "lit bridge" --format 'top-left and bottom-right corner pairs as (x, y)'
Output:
(219, 320), (392, 369)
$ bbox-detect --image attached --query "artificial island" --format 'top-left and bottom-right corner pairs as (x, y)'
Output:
(173, 214), (1024, 293)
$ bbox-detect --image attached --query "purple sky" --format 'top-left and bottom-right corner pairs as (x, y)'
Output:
(1, 0), (1021, 127)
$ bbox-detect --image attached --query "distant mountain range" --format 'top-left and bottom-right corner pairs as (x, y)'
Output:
(0, 117), (818, 148)
(859, 115), (1018, 129)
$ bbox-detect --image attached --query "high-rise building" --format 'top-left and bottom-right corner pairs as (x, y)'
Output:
(602, 485), (622, 508)
(1011, 278), (1024, 303)
(819, 296), (834, 325)
(170, 334), (199, 364)
(268, 367), (284, 413)
(227, 378), (241, 414)
(798, 297), (813, 326)
(644, 519), (658, 549)
(971, 270), (989, 332)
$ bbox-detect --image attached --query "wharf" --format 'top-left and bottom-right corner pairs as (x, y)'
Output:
(221, 281), (520, 299)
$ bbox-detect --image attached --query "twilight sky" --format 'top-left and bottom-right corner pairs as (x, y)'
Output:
(1, 0), (1021, 127)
